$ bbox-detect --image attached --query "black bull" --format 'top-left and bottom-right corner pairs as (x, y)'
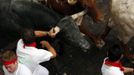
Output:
(0, 1), (90, 51)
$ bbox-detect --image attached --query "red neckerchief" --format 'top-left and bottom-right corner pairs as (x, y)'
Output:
(24, 42), (37, 48)
(105, 59), (124, 71)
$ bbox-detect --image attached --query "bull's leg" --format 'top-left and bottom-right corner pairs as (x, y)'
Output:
(82, 0), (104, 22)
(100, 25), (111, 39)
(96, 17), (112, 48)
(91, 6), (104, 22)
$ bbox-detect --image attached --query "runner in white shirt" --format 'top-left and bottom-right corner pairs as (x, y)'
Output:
(101, 45), (134, 75)
(16, 28), (57, 75)
(2, 50), (32, 75)
(101, 57), (124, 75)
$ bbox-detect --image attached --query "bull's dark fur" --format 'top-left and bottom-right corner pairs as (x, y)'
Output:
(0, 0), (90, 51)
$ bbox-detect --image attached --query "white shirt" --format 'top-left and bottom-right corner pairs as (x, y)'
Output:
(16, 39), (53, 75)
(3, 63), (32, 75)
(101, 58), (124, 75)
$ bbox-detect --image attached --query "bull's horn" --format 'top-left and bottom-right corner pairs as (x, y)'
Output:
(71, 10), (87, 20)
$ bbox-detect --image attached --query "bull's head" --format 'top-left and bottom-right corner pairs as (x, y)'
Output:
(55, 16), (90, 51)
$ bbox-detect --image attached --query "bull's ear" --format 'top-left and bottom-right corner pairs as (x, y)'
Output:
(67, 0), (77, 5)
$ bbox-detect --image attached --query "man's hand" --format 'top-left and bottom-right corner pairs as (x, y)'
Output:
(49, 26), (60, 38)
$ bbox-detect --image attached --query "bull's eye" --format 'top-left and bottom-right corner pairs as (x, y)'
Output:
(67, 0), (77, 5)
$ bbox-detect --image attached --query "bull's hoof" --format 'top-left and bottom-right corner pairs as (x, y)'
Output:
(96, 39), (105, 48)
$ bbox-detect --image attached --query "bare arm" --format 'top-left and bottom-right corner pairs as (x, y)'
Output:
(34, 27), (60, 38)
(40, 41), (57, 58)
(123, 67), (134, 73)
(34, 30), (48, 37)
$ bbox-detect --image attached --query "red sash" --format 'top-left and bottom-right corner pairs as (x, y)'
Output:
(105, 59), (124, 71)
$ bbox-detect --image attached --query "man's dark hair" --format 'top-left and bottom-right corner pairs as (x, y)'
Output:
(21, 28), (35, 44)
(108, 44), (123, 62)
